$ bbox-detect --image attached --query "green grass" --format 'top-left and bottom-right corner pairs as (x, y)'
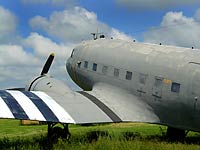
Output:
(0, 119), (46, 138)
(0, 119), (200, 150)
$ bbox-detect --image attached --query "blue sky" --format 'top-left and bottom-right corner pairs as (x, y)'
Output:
(1, 0), (200, 89)
(2, 0), (200, 41)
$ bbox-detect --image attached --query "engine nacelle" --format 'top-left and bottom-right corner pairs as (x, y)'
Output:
(25, 75), (71, 95)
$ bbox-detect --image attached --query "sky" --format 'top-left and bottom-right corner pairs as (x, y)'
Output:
(1, 0), (200, 89)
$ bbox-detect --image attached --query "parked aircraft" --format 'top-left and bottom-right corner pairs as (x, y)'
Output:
(1, 35), (199, 139)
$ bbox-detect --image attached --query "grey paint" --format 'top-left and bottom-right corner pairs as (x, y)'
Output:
(27, 76), (112, 124)
(65, 39), (200, 132)
(16, 38), (200, 132)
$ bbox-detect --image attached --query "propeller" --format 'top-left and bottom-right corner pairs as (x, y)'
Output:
(41, 53), (55, 75)
(7, 53), (55, 91)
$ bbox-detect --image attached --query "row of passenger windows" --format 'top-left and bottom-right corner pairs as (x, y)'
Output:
(82, 61), (133, 81)
(84, 62), (152, 88)
(79, 61), (181, 93)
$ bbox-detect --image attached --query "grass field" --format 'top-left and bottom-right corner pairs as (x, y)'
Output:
(0, 119), (200, 150)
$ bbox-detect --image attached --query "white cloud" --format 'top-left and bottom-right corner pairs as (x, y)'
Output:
(0, 34), (74, 89)
(22, 32), (77, 88)
(0, 45), (40, 66)
(29, 7), (132, 42)
(0, 44), (42, 89)
(143, 11), (200, 48)
(116, 0), (200, 10)
(0, 6), (17, 43)
(27, 6), (133, 91)
(0, 6), (132, 89)
(30, 7), (110, 42)
(23, 32), (74, 58)
(110, 28), (133, 41)
(0, 66), (40, 89)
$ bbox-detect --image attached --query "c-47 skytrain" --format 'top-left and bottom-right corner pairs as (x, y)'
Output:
(1, 36), (200, 139)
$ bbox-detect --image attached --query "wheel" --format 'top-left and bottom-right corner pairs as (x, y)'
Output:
(166, 126), (186, 141)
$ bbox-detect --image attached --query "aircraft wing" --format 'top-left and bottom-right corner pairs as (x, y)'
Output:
(46, 82), (160, 124)
(0, 89), (114, 124)
(0, 81), (160, 124)
(85, 83), (160, 124)
(0, 90), (75, 123)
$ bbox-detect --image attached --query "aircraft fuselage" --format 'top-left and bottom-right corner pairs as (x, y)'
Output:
(67, 39), (200, 132)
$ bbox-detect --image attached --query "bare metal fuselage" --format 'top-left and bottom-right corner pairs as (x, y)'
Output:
(67, 39), (200, 132)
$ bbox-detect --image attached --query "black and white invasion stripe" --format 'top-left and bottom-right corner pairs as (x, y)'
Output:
(78, 91), (122, 122)
(0, 90), (75, 124)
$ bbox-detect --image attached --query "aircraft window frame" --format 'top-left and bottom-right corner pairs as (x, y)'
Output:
(93, 63), (97, 71)
(102, 66), (108, 74)
(114, 68), (119, 77)
(171, 82), (180, 93)
(154, 77), (163, 87)
(84, 61), (88, 68)
(139, 73), (147, 84)
(126, 71), (132, 80)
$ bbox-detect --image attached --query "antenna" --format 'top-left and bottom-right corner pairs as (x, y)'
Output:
(91, 29), (104, 40)
(91, 33), (98, 40)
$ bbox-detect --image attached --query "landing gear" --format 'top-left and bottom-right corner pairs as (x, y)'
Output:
(166, 126), (188, 141)
(47, 123), (71, 140)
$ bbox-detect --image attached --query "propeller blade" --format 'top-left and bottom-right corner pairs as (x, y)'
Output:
(41, 53), (55, 75)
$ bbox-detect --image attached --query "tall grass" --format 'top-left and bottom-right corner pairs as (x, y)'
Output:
(0, 120), (200, 150)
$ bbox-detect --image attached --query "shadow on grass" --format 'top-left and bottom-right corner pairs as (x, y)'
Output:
(84, 130), (200, 145)
(86, 130), (110, 143)
(0, 130), (110, 150)
(120, 131), (142, 141)
(0, 135), (60, 150)
(146, 134), (200, 145)
(121, 131), (200, 145)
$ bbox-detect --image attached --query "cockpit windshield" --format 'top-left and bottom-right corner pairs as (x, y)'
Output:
(70, 49), (75, 58)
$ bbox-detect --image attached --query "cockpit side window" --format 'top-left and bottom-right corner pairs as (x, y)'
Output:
(126, 71), (132, 80)
(93, 63), (97, 71)
(71, 49), (75, 58)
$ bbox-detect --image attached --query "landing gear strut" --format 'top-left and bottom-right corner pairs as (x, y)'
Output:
(166, 126), (188, 141)
(47, 123), (71, 140)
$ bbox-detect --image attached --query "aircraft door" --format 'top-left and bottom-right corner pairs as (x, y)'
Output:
(137, 73), (148, 96)
(190, 69), (200, 112)
(188, 63), (200, 112)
